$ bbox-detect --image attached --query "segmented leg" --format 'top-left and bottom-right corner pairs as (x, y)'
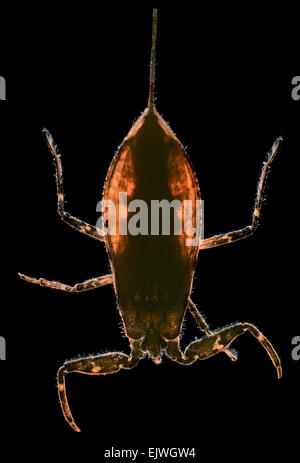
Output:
(199, 137), (282, 250)
(166, 322), (282, 379)
(57, 340), (144, 432)
(43, 128), (105, 241)
(18, 273), (113, 292)
(188, 298), (237, 361)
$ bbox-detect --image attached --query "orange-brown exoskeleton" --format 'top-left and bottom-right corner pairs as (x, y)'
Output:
(19, 9), (282, 432)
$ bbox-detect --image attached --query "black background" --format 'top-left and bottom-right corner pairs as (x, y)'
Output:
(0, 3), (299, 458)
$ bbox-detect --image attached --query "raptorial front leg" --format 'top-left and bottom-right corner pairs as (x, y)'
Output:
(43, 128), (105, 241)
(188, 298), (237, 361)
(166, 322), (282, 379)
(58, 340), (144, 432)
(199, 137), (282, 250)
(18, 273), (113, 292)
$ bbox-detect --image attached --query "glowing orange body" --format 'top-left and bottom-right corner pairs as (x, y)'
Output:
(103, 106), (200, 356)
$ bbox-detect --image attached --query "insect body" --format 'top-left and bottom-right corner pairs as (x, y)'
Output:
(103, 103), (201, 359)
(19, 9), (282, 432)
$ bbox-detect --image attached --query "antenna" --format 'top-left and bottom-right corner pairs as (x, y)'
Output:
(148, 8), (158, 108)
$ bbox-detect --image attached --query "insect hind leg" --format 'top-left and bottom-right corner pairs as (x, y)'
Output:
(57, 340), (144, 432)
(43, 128), (105, 241)
(199, 137), (282, 250)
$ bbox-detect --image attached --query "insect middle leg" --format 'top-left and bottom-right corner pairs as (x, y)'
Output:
(43, 128), (105, 241)
(166, 322), (282, 378)
(188, 298), (237, 361)
(58, 339), (144, 432)
(199, 137), (282, 250)
(18, 273), (113, 292)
